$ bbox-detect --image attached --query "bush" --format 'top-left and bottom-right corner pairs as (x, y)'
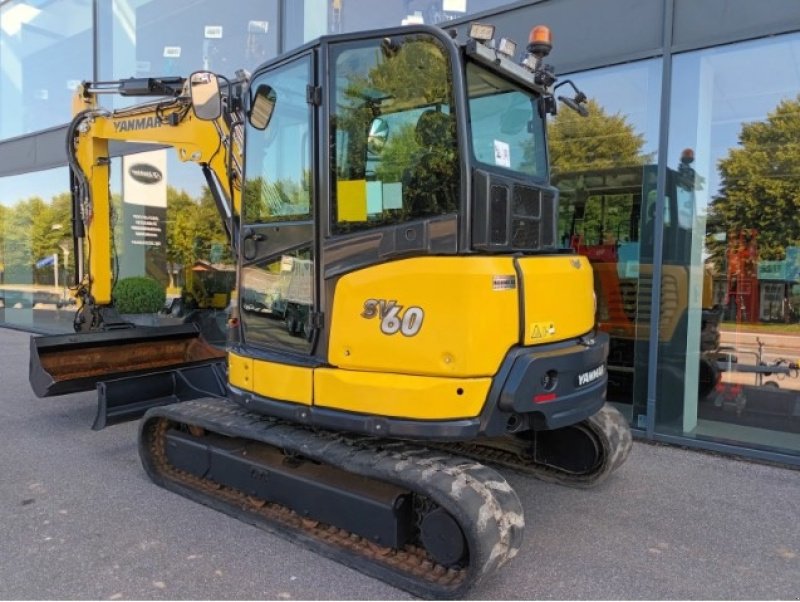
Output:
(113, 277), (165, 314)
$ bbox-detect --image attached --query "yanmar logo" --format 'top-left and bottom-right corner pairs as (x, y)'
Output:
(128, 163), (163, 185)
(577, 365), (604, 387)
(113, 116), (163, 133)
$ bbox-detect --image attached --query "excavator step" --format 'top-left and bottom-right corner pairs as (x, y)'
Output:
(139, 398), (524, 599)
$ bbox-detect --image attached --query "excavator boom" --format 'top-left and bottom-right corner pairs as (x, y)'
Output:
(29, 73), (240, 423)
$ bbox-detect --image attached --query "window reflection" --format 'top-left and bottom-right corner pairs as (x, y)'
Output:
(554, 60), (661, 428)
(284, 0), (516, 47)
(330, 35), (458, 233)
(467, 62), (547, 180)
(241, 55), (314, 355)
(328, 0), (507, 33)
(124, 153), (233, 345)
(244, 58), (312, 223)
(664, 33), (800, 453)
(241, 248), (314, 354)
(97, 0), (279, 109)
(0, 0), (92, 138)
(0, 167), (76, 333)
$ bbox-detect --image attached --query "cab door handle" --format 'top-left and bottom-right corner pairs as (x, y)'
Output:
(242, 228), (265, 260)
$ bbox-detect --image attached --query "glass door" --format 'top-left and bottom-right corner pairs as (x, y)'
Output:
(239, 54), (316, 355)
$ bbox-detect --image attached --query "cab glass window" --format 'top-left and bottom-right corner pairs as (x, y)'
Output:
(244, 57), (312, 223)
(329, 35), (459, 234)
(466, 61), (547, 180)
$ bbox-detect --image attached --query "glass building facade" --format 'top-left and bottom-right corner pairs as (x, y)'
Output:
(2, 0), (800, 466)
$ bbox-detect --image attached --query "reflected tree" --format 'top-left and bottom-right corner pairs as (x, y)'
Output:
(166, 185), (232, 285)
(243, 173), (312, 222)
(2, 193), (72, 283)
(549, 99), (651, 247)
(335, 37), (451, 177)
(548, 98), (649, 174)
(708, 95), (800, 265)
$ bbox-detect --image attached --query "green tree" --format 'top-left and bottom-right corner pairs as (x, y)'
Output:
(334, 37), (452, 184)
(375, 122), (419, 183)
(197, 186), (233, 263)
(4, 197), (44, 282)
(707, 95), (800, 263)
(165, 186), (198, 281)
(548, 99), (649, 174)
(548, 99), (651, 245)
(165, 185), (233, 288)
(362, 38), (450, 107)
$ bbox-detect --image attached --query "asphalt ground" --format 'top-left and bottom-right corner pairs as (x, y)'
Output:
(1, 326), (798, 600)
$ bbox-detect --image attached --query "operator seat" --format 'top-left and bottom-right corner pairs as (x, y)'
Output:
(403, 109), (458, 218)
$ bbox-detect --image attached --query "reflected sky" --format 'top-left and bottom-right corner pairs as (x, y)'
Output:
(0, 0), (93, 139)
(1, 167), (70, 206)
(668, 32), (800, 212)
(1, 150), (207, 207)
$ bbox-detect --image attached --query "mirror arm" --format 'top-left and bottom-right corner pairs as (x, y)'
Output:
(553, 78), (588, 116)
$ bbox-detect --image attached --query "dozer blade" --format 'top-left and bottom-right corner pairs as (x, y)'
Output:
(93, 360), (227, 430)
(29, 324), (225, 399)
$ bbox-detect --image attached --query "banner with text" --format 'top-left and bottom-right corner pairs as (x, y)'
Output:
(120, 150), (168, 285)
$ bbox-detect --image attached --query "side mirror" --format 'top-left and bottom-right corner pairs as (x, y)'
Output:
(249, 84), (277, 130)
(189, 71), (222, 121)
(367, 118), (389, 155)
(559, 95), (589, 117)
(553, 80), (589, 118)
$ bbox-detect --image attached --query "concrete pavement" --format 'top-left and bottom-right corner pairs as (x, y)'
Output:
(1, 326), (798, 600)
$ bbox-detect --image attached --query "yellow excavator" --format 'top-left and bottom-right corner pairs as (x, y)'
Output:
(29, 23), (631, 598)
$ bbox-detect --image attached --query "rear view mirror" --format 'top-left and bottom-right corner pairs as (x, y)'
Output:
(559, 95), (589, 117)
(367, 118), (389, 155)
(249, 84), (277, 130)
(189, 71), (222, 121)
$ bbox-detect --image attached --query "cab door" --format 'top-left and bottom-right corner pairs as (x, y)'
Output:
(238, 52), (318, 367)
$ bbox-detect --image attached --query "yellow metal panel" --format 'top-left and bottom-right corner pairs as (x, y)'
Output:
(228, 352), (254, 390)
(328, 257), (519, 377)
(211, 293), (228, 308)
(336, 180), (367, 222)
(518, 255), (596, 345)
(314, 368), (490, 419)
(251, 358), (314, 405)
(229, 352), (313, 405)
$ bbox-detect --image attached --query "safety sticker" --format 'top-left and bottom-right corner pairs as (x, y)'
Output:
(530, 321), (556, 340)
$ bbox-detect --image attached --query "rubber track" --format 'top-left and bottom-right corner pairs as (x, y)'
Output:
(435, 404), (633, 488)
(139, 398), (524, 599)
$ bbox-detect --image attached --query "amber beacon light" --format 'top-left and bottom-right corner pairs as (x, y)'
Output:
(528, 25), (552, 57)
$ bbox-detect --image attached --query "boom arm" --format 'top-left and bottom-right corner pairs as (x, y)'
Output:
(67, 75), (243, 321)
